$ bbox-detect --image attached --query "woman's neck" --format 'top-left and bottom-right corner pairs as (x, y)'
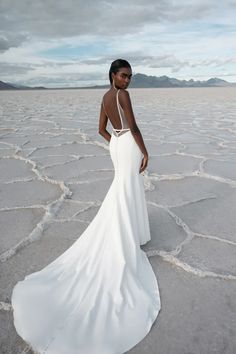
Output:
(112, 84), (118, 91)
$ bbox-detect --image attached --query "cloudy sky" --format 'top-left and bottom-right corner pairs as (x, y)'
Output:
(0, 0), (235, 88)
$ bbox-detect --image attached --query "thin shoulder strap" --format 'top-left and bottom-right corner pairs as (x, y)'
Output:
(116, 89), (123, 129)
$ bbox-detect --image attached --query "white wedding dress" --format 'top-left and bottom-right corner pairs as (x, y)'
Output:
(11, 89), (161, 354)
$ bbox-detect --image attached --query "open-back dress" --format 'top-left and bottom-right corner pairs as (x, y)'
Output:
(11, 88), (161, 354)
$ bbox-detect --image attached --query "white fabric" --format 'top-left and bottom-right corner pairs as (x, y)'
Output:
(11, 129), (161, 354)
(116, 89), (130, 130)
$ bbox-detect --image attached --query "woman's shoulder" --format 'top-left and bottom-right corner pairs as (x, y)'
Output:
(118, 89), (131, 106)
(102, 88), (130, 102)
(119, 88), (130, 96)
(102, 89), (112, 100)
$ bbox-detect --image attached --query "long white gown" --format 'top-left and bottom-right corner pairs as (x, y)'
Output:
(11, 89), (161, 354)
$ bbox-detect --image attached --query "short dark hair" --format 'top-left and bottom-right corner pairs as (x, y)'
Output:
(109, 59), (132, 85)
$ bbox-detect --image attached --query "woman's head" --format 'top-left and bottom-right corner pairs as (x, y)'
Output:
(109, 59), (132, 89)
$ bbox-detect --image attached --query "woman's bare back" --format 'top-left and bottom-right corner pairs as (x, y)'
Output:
(102, 89), (129, 130)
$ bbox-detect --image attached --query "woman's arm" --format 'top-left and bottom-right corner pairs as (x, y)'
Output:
(119, 90), (148, 157)
(98, 102), (111, 143)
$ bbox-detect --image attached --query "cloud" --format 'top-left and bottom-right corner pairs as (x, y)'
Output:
(81, 54), (187, 68)
(0, 32), (29, 52)
(0, 0), (226, 48)
(0, 0), (236, 85)
(0, 62), (35, 74)
(189, 57), (236, 67)
(12, 71), (103, 86)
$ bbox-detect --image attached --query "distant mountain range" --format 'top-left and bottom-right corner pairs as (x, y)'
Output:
(0, 81), (46, 90)
(1, 74), (235, 90)
(129, 74), (234, 88)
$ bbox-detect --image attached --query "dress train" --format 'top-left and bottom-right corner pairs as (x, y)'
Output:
(11, 124), (161, 354)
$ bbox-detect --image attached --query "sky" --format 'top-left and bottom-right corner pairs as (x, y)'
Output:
(0, 0), (236, 88)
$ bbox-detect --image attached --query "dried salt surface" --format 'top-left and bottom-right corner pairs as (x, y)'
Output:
(128, 257), (236, 354)
(0, 220), (88, 309)
(54, 200), (96, 220)
(0, 208), (44, 253)
(178, 236), (236, 276)
(148, 154), (201, 175)
(170, 189), (236, 242)
(0, 158), (35, 182)
(145, 204), (187, 252)
(30, 142), (107, 157)
(204, 159), (236, 180)
(0, 180), (62, 209)
(69, 178), (114, 202)
(0, 147), (16, 157)
(0, 87), (236, 353)
(71, 169), (114, 183)
(42, 155), (113, 182)
(145, 176), (223, 206)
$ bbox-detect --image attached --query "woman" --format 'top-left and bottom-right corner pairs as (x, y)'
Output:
(99, 59), (148, 175)
(11, 59), (161, 354)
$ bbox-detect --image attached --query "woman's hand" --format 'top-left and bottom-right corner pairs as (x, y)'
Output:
(139, 154), (148, 174)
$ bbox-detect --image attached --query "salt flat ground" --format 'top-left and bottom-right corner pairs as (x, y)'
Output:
(0, 87), (236, 354)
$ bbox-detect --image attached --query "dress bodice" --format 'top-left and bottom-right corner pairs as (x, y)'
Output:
(102, 89), (130, 136)
(116, 89), (130, 130)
